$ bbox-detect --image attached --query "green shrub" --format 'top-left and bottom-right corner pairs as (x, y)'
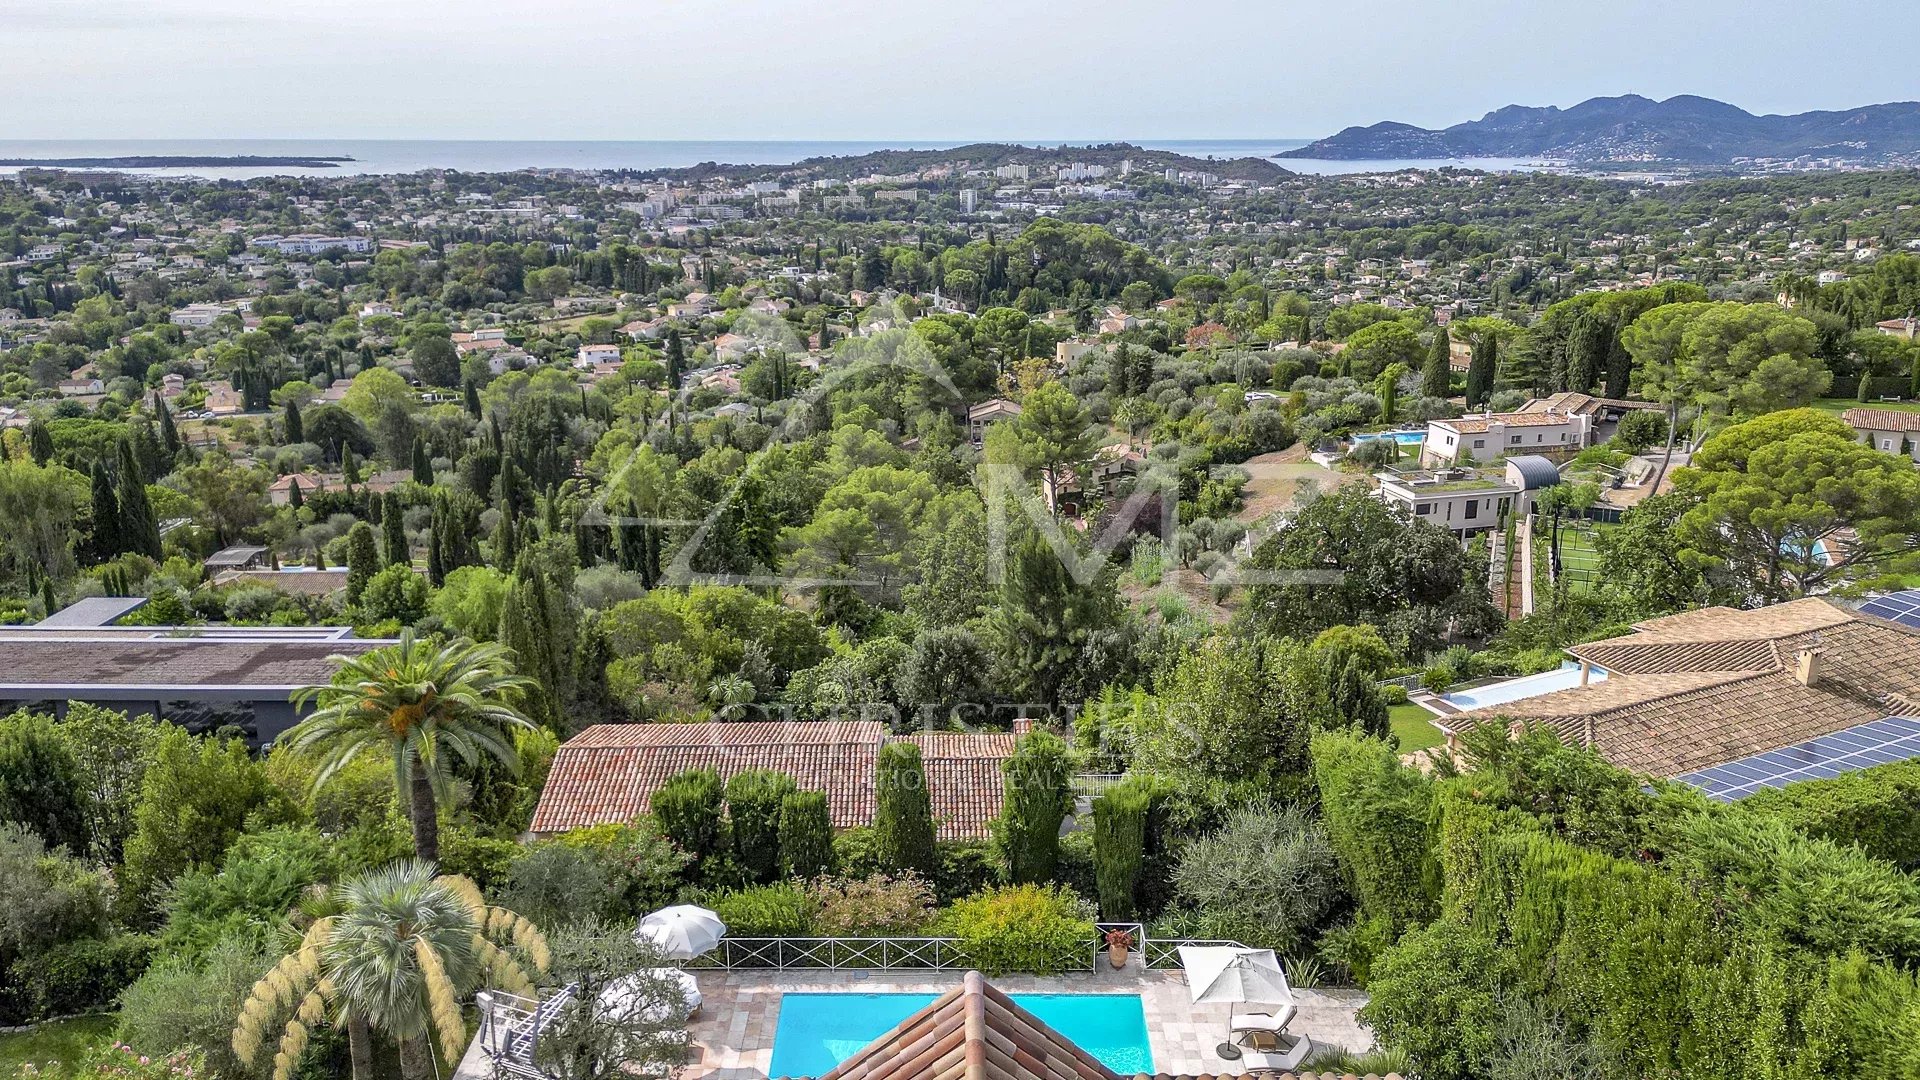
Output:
(830, 826), (884, 879)
(873, 742), (936, 876)
(1737, 759), (1920, 869)
(806, 873), (936, 936)
(726, 770), (797, 884)
(557, 819), (692, 914)
(710, 881), (814, 936)
(1170, 802), (1346, 952)
(991, 731), (1074, 884)
(12, 934), (156, 1020)
(779, 790), (836, 879)
(1310, 731), (1437, 935)
(933, 838), (1002, 903)
(115, 938), (269, 1080)
(438, 827), (522, 890)
(653, 768), (723, 858)
(937, 884), (1096, 975)
(1360, 920), (1514, 1080)
(498, 842), (625, 929)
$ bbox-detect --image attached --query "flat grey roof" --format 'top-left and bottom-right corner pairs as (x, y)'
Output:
(36, 597), (149, 628)
(0, 637), (387, 692)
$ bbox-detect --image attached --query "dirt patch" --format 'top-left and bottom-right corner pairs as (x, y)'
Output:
(1235, 446), (1366, 524)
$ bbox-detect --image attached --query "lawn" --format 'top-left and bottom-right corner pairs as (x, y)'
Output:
(1390, 702), (1445, 753)
(0, 1015), (116, 1075)
(1811, 396), (1920, 415)
(1553, 521), (1609, 596)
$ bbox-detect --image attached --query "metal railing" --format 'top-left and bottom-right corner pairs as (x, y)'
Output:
(685, 936), (969, 971)
(1144, 937), (1251, 970)
(477, 987), (575, 1079)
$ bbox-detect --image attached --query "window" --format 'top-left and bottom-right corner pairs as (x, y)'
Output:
(1414, 502), (1432, 514)
(1509, 435), (1522, 444)
(1473, 439), (1485, 449)
(1464, 499), (1478, 520)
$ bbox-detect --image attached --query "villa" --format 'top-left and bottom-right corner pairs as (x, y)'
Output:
(1373, 455), (1561, 536)
(529, 721), (1018, 839)
(1440, 596), (1920, 796)
(1842, 407), (1920, 463)
(1420, 409), (1593, 467)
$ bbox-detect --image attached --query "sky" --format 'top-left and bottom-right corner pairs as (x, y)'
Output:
(8, 0), (1916, 141)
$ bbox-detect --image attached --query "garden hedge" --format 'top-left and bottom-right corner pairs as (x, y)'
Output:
(1736, 758), (1920, 870)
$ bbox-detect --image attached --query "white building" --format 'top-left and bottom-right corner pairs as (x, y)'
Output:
(1374, 456), (1562, 536)
(574, 344), (622, 369)
(169, 303), (228, 328)
(1422, 410), (1593, 467)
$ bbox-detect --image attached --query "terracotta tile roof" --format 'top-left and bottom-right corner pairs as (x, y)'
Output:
(529, 722), (1017, 839)
(1436, 411), (1583, 434)
(1454, 598), (1920, 778)
(1842, 408), (1920, 433)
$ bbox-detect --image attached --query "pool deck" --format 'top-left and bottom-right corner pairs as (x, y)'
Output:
(678, 966), (1374, 1079)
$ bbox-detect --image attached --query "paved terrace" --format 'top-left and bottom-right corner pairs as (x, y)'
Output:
(680, 967), (1373, 1079)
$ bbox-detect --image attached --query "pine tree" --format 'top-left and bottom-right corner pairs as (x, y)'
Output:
(344, 522), (378, 604)
(283, 398), (304, 443)
(115, 440), (161, 559)
(1422, 328), (1451, 399)
(89, 461), (122, 561)
(1465, 332), (1497, 409)
(873, 741), (937, 877)
(381, 492), (408, 566)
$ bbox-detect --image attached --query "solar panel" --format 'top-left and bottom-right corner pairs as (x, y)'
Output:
(1674, 716), (1920, 801)
(1858, 589), (1920, 630)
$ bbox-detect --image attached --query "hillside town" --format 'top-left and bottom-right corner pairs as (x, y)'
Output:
(1, 140), (1920, 1080)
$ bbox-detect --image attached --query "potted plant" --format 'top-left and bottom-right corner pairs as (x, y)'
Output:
(1104, 928), (1134, 970)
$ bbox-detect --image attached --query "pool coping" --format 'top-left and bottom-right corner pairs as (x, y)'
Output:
(679, 968), (1374, 1078)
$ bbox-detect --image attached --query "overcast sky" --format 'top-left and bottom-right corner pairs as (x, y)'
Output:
(9, 0), (1914, 141)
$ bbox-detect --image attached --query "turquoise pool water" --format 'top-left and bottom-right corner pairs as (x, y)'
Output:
(1443, 662), (1607, 710)
(768, 991), (1153, 1077)
(1353, 429), (1427, 445)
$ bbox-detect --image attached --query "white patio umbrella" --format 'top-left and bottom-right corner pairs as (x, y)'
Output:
(1180, 945), (1295, 1055)
(598, 968), (702, 1023)
(634, 905), (727, 960)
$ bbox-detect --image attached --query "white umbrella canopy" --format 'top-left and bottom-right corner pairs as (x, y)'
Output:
(635, 905), (727, 960)
(598, 968), (701, 1023)
(1179, 946), (1294, 1006)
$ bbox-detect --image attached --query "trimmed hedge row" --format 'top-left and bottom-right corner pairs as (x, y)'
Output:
(1736, 758), (1920, 870)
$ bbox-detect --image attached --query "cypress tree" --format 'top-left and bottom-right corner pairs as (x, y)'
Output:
(993, 730), (1073, 884)
(381, 492), (407, 566)
(874, 741), (937, 877)
(115, 440), (161, 559)
(344, 521), (378, 604)
(89, 461), (122, 561)
(665, 329), (685, 390)
(1465, 332), (1497, 408)
(726, 770), (797, 885)
(283, 398), (304, 443)
(1092, 782), (1151, 920)
(341, 443), (361, 487)
(779, 790), (836, 879)
(412, 437), (434, 486)
(1422, 328), (1451, 399)
(27, 420), (53, 466)
(287, 478), (304, 510)
(569, 614), (614, 723)
(155, 398), (181, 457)
(427, 529), (446, 586)
(463, 379), (482, 420)
(652, 768), (723, 859)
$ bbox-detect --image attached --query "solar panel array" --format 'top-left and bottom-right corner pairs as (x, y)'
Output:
(1675, 716), (1920, 801)
(1857, 589), (1920, 630)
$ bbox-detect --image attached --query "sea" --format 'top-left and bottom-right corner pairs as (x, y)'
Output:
(0, 138), (1553, 179)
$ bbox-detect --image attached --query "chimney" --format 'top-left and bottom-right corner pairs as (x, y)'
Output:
(1794, 648), (1823, 688)
(1012, 717), (1034, 737)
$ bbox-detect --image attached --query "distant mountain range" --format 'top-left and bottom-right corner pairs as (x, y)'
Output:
(1278, 95), (1920, 164)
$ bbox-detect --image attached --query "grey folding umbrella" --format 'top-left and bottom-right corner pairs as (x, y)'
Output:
(634, 905), (727, 960)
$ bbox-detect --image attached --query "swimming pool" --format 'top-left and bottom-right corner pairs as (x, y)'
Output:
(1442, 662), (1607, 710)
(769, 991), (1153, 1077)
(1352, 429), (1427, 446)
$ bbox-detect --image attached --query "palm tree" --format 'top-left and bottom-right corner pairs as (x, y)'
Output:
(234, 860), (549, 1080)
(288, 631), (535, 862)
